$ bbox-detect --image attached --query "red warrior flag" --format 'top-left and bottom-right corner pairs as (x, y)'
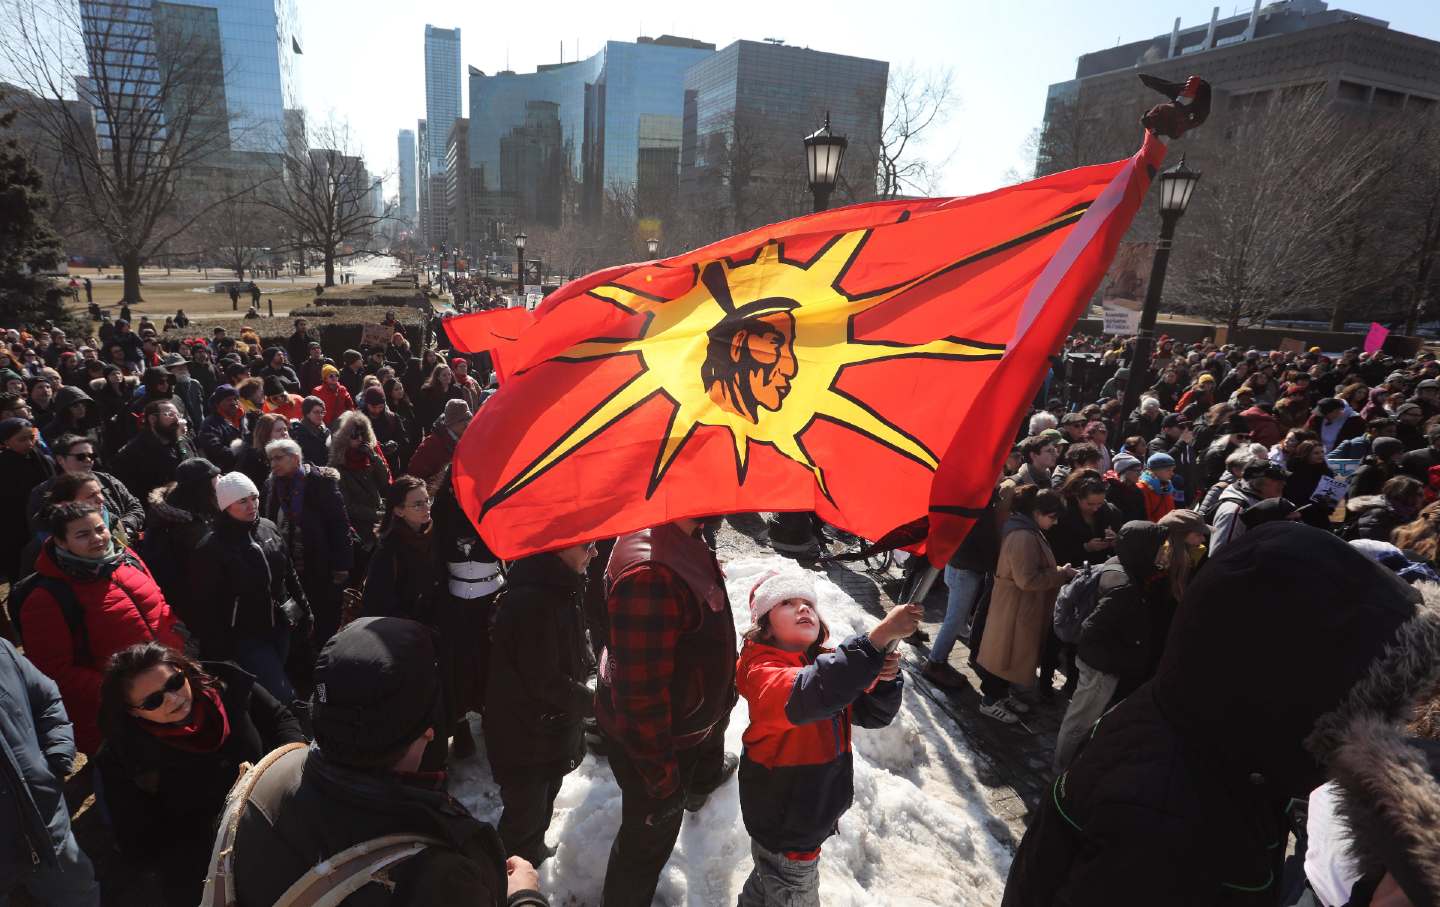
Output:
(448, 133), (1167, 561)
(446, 305), (536, 384)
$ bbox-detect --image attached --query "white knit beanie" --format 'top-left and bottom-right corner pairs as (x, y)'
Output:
(214, 471), (259, 512)
(748, 567), (818, 627)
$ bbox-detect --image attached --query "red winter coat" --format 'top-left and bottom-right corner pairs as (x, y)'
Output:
(408, 427), (456, 481)
(20, 542), (184, 754)
(310, 382), (354, 422)
(263, 393), (305, 422)
(1239, 405), (1282, 448)
(736, 637), (902, 854)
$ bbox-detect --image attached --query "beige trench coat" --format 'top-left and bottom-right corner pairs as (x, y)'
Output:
(977, 522), (1067, 687)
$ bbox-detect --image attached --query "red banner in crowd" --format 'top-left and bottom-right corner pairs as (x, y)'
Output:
(448, 132), (1166, 560)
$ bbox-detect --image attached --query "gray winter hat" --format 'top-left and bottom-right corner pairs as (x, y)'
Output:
(1112, 453), (1142, 476)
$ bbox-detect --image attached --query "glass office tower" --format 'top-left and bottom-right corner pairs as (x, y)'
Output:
(424, 25), (462, 174)
(680, 40), (887, 230)
(80, 0), (302, 154)
(466, 35), (714, 228)
(397, 128), (417, 226)
(422, 25), (461, 246)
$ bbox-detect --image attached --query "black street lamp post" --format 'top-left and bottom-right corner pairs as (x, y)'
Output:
(770, 113), (852, 556)
(514, 232), (526, 295)
(803, 112), (848, 213)
(1120, 155), (1203, 419)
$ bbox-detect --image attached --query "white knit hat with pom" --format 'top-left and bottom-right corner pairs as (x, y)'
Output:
(748, 567), (818, 627)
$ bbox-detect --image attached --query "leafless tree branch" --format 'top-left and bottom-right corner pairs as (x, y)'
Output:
(0, 0), (254, 301)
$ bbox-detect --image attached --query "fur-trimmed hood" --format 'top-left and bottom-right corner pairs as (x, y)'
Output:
(1346, 494), (1392, 515)
(145, 482), (198, 528)
(1309, 580), (1440, 907)
(308, 464), (341, 483)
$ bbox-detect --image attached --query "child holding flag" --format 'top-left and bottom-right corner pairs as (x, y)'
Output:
(734, 567), (917, 905)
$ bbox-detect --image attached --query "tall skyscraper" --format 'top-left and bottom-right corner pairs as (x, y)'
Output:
(397, 128), (417, 227)
(417, 118), (431, 247)
(466, 34), (714, 233)
(422, 24), (461, 247)
(445, 117), (471, 252)
(79, 0), (303, 155)
(679, 41), (887, 232)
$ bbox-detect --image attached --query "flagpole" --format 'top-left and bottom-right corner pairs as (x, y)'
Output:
(904, 564), (941, 606)
(880, 563), (938, 654)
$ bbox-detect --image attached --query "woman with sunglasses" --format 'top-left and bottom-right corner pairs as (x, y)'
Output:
(19, 470), (135, 580)
(97, 642), (304, 906)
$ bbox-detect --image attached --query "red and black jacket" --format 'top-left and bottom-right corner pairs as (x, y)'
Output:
(736, 634), (902, 854)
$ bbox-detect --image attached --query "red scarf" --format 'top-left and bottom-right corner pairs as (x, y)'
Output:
(144, 685), (231, 753)
(344, 443), (392, 480)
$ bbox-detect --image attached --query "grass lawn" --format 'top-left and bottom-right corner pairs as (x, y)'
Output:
(61, 267), (351, 326)
(61, 267), (318, 325)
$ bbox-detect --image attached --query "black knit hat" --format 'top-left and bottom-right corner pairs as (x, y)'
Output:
(0, 418), (33, 443)
(1240, 496), (1298, 528)
(262, 375), (286, 397)
(311, 617), (443, 767)
(174, 457), (220, 489)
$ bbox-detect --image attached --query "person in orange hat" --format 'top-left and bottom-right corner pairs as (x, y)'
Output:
(310, 364), (354, 425)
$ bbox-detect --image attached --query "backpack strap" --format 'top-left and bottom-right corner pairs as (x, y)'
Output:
(271, 833), (447, 907)
(200, 742), (309, 907)
(7, 575), (92, 667)
(43, 578), (92, 667)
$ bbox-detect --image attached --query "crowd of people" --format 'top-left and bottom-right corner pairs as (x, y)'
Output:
(431, 272), (516, 313)
(2, 308), (1439, 907)
(0, 309), (920, 907)
(920, 332), (1440, 905)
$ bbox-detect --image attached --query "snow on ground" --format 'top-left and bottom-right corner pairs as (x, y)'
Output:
(449, 554), (1013, 906)
(338, 253), (402, 283)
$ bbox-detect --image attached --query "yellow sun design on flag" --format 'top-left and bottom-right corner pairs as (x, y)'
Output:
(488, 226), (1019, 508)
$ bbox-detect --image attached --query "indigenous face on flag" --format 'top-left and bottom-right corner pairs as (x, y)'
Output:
(698, 263), (800, 423)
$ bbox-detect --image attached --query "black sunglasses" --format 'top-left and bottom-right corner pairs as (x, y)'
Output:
(66, 451), (96, 461)
(134, 671), (186, 711)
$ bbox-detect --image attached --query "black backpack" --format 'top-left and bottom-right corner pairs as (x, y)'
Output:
(5, 574), (92, 666)
(1052, 562), (1120, 644)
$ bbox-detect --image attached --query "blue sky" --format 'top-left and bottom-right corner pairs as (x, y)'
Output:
(296, 1), (1438, 198)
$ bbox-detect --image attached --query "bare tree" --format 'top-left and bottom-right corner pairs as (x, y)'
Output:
(1381, 114), (1440, 334)
(265, 119), (390, 287)
(0, 0), (249, 302)
(1168, 88), (1390, 332)
(1026, 86), (1137, 179)
(188, 189), (281, 281)
(525, 214), (604, 282)
(871, 66), (957, 199)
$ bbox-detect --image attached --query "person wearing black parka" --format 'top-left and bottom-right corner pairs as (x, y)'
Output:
(96, 644), (304, 906)
(1002, 523), (1440, 906)
(484, 544), (596, 867)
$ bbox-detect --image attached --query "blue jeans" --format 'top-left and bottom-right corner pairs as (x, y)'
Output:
(929, 568), (985, 666)
(234, 623), (294, 704)
(0, 828), (100, 907)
